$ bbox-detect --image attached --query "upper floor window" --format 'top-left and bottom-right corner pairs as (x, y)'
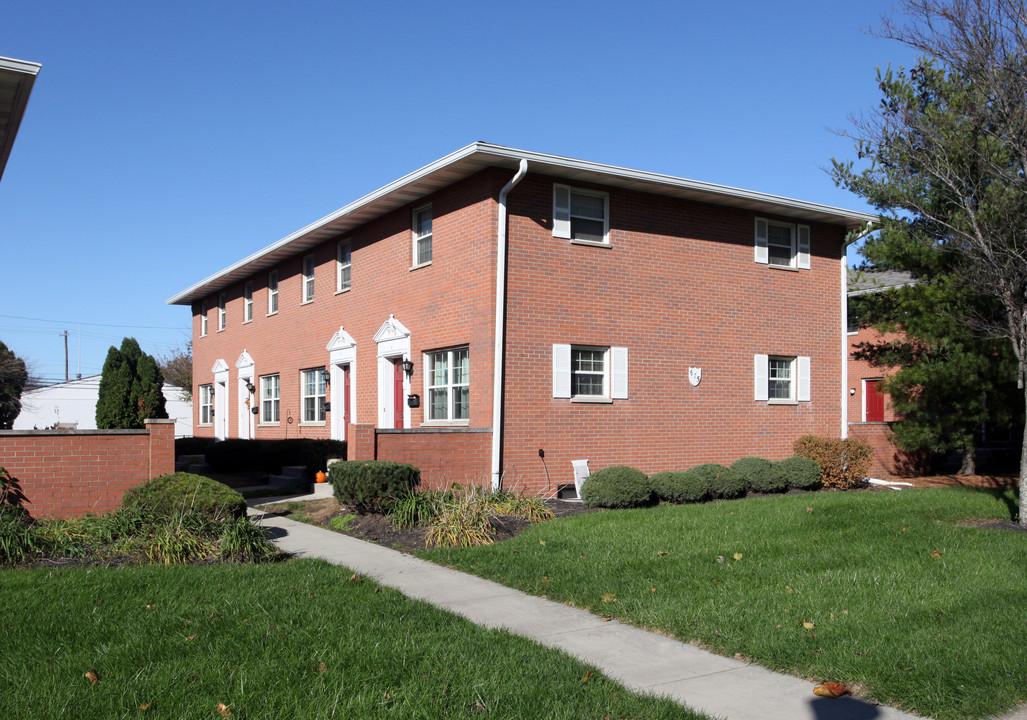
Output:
(754, 218), (810, 269)
(199, 384), (213, 425)
(413, 205), (432, 266)
(301, 367), (326, 423)
(426, 347), (469, 422)
(200, 301), (208, 337)
(337, 240), (351, 292)
(268, 270), (279, 315)
(260, 374), (280, 424)
(243, 282), (253, 323)
(302, 255), (315, 303)
(217, 293), (226, 331)
(553, 184), (610, 245)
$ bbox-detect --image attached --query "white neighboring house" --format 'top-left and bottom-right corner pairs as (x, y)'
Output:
(13, 375), (193, 437)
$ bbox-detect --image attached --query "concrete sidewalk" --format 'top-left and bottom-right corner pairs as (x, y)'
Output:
(249, 507), (925, 720)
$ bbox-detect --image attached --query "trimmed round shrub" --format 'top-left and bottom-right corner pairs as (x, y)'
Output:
(772, 455), (822, 490)
(686, 463), (747, 500)
(121, 472), (247, 520)
(580, 466), (651, 509)
(649, 471), (709, 504)
(329, 461), (421, 515)
(732, 456), (786, 493)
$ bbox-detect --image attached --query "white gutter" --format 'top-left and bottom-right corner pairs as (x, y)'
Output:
(841, 220), (877, 438)
(491, 158), (528, 490)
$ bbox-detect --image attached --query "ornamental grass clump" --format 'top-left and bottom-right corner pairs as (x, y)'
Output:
(686, 464), (747, 500)
(731, 456), (787, 493)
(649, 471), (709, 504)
(580, 466), (651, 509)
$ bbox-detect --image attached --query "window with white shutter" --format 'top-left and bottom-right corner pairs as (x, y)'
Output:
(553, 184), (609, 245)
(553, 345), (627, 401)
(755, 354), (811, 403)
(755, 218), (810, 269)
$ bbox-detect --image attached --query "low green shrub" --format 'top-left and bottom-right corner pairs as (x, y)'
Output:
(580, 466), (651, 509)
(329, 461), (421, 514)
(731, 457), (787, 493)
(121, 472), (247, 521)
(686, 464), (747, 500)
(649, 471), (709, 504)
(772, 455), (822, 490)
(174, 436), (216, 458)
(793, 435), (872, 489)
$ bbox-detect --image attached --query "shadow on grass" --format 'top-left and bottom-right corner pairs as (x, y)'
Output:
(959, 482), (1021, 522)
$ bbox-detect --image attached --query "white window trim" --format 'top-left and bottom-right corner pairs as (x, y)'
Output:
(200, 302), (208, 337)
(259, 374), (280, 425)
(217, 293), (226, 332)
(412, 204), (433, 268)
(198, 384), (213, 426)
(243, 281), (253, 323)
(302, 255), (315, 304)
(552, 344), (628, 401)
(336, 239), (352, 293)
(553, 184), (610, 245)
(754, 354), (811, 403)
(267, 270), (279, 316)
(754, 218), (810, 269)
(423, 346), (470, 425)
(300, 367), (327, 425)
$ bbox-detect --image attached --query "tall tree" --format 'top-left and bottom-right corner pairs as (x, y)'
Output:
(833, 0), (1027, 523)
(158, 342), (192, 401)
(0, 340), (28, 429)
(96, 338), (168, 429)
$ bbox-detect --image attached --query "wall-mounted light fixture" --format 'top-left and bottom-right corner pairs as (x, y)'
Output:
(246, 381), (256, 394)
(401, 359), (414, 375)
(849, 388), (856, 396)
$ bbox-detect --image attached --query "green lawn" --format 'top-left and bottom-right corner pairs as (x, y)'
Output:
(1, 559), (706, 720)
(422, 487), (1027, 720)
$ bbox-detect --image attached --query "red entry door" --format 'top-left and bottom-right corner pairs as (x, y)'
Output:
(393, 359), (404, 429)
(865, 379), (884, 422)
(343, 365), (351, 426)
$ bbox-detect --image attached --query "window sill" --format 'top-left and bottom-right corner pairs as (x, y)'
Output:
(266, 312), (278, 318)
(198, 423), (213, 428)
(335, 288), (351, 296)
(768, 263), (799, 272)
(258, 422), (280, 427)
(300, 299), (314, 306)
(767, 399), (798, 406)
(409, 261), (433, 271)
(299, 421), (326, 427)
(571, 396), (614, 404)
(570, 238), (612, 249)
(421, 419), (470, 428)
(242, 319), (252, 325)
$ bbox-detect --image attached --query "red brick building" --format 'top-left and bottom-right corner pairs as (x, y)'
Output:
(168, 144), (875, 494)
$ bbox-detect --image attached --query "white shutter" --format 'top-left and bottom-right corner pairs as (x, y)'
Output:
(797, 356), (811, 402)
(553, 344), (571, 398)
(754, 218), (769, 264)
(754, 354), (769, 401)
(797, 225), (811, 269)
(611, 347), (628, 399)
(553, 184), (571, 239)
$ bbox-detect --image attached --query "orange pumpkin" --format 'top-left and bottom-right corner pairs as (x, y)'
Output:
(315, 471), (327, 484)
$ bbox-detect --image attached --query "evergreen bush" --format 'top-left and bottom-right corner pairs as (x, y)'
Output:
(649, 471), (709, 504)
(732, 457), (787, 493)
(772, 455), (822, 490)
(95, 337), (168, 429)
(121, 472), (247, 521)
(686, 463), (747, 500)
(329, 461), (421, 515)
(580, 466), (651, 509)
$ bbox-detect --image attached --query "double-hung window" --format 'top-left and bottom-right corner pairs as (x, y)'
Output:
(301, 368), (326, 423)
(243, 282), (253, 322)
(754, 354), (811, 403)
(217, 293), (226, 331)
(337, 240), (351, 292)
(552, 345), (628, 400)
(553, 184), (610, 244)
(267, 270), (279, 315)
(754, 218), (810, 269)
(413, 205), (432, 266)
(425, 347), (469, 422)
(199, 384), (213, 425)
(302, 255), (315, 303)
(200, 301), (208, 337)
(260, 374), (280, 424)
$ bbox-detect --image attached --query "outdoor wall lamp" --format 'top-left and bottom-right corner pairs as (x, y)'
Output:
(402, 359), (414, 374)
(246, 381), (256, 394)
(322, 366), (330, 385)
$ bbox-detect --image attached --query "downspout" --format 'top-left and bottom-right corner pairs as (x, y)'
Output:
(491, 159), (528, 491)
(841, 220), (877, 439)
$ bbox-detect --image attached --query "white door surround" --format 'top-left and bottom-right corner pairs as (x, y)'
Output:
(236, 350), (255, 440)
(326, 327), (357, 441)
(212, 358), (230, 441)
(374, 315), (411, 429)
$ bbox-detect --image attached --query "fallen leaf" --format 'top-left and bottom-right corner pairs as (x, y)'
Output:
(373, 588), (381, 594)
(733, 552), (743, 561)
(931, 550), (943, 558)
(543, 576), (550, 583)
(601, 593), (617, 603)
(785, 585), (794, 593)
(85, 669), (100, 684)
(185, 635), (197, 641)
(803, 622), (815, 630)
(776, 624), (782, 629)
(733, 653), (745, 660)
(139, 702), (151, 711)
(145, 604), (152, 610)
(582, 670), (593, 684)
(600, 617), (612, 622)
(317, 662), (328, 674)
(539, 540), (546, 546)
(216, 702), (232, 717)
(651, 587), (656, 593)
(349, 574), (362, 582)
(813, 682), (848, 698)
(657, 551), (669, 556)
(806, 507), (814, 513)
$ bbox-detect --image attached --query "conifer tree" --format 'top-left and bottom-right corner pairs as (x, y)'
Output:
(96, 338), (168, 429)
(0, 340), (28, 429)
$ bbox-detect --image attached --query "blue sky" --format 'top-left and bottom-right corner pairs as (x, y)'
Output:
(1, 0), (918, 384)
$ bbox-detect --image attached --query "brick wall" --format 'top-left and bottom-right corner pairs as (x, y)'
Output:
(0, 419), (176, 518)
(376, 428), (491, 491)
(847, 327), (902, 423)
(848, 422), (928, 478)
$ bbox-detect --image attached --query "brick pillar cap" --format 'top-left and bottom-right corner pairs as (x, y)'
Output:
(144, 419), (176, 425)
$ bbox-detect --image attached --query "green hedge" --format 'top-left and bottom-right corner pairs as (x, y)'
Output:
(580, 466), (651, 509)
(732, 457), (787, 493)
(328, 461), (420, 515)
(772, 456), (822, 490)
(121, 472), (246, 521)
(686, 464), (747, 500)
(649, 471), (709, 504)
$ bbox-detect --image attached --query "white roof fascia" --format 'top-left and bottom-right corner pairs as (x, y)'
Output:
(0, 56), (42, 184)
(168, 142), (877, 306)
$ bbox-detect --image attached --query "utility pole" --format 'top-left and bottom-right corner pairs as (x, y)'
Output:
(60, 330), (68, 382)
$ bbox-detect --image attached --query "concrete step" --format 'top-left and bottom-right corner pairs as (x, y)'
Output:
(176, 454), (206, 464)
(313, 482), (333, 498)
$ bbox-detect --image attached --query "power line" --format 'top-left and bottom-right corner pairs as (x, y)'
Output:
(0, 313), (188, 331)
